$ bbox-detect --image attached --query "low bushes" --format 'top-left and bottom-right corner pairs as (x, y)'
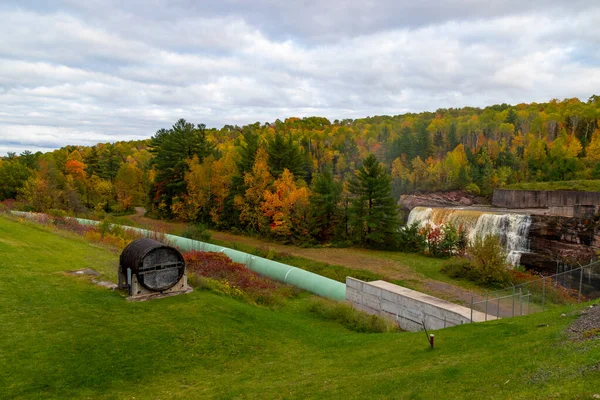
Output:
(184, 251), (297, 307)
(441, 234), (510, 287)
(182, 223), (211, 242)
(509, 269), (578, 304)
(12, 212), (158, 250)
(306, 298), (398, 333)
(397, 222), (468, 257)
(467, 234), (510, 286)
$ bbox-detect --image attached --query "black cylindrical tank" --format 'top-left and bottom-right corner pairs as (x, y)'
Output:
(120, 238), (185, 291)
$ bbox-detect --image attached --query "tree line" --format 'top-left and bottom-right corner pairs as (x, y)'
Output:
(1, 96), (600, 247)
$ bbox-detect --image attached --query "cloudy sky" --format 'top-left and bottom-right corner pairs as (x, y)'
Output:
(1, 1), (599, 154)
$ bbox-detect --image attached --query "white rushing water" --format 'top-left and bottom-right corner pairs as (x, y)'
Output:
(407, 207), (532, 266)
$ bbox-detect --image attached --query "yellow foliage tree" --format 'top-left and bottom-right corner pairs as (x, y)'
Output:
(234, 148), (272, 232)
(115, 162), (145, 212)
(209, 152), (238, 225)
(391, 157), (410, 181)
(177, 155), (215, 221)
(444, 144), (469, 187)
(586, 129), (600, 164)
(18, 176), (53, 212)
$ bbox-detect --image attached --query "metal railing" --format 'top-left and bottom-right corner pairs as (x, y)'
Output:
(469, 260), (600, 321)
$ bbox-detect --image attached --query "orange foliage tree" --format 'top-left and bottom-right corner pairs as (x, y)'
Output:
(261, 169), (311, 240)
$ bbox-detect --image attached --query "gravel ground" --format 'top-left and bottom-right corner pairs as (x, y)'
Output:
(568, 303), (600, 341)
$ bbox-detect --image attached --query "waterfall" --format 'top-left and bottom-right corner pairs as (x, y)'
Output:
(407, 207), (532, 266)
(406, 207), (433, 227)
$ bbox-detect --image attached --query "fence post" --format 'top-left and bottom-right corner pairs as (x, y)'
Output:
(526, 289), (530, 315)
(470, 292), (474, 323)
(496, 296), (500, 319)
(512, 285), (515, 317)
(578, 266), (584, 303)
(519, 288), (523, 316)
(484, 291), (488, 321)
(541, 275), (546, 312)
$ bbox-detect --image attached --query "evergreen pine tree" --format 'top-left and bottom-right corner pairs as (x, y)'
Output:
(348, 154), (398, 247)
(310, 169), (342, 242)
(416, 121), (433, 160)
(149, 119), (214, 217)
(99, 144), (121, 183)
(222, 126), (260, 229)
(505, 108), (518, 125)
(237, 127), (260, 176)
(18, 150), (38, 169)
(84, 146), (102, 177)
(267, 132), (305, 178)
(504, 108), (519, 133)
(446, 124), (459, 152)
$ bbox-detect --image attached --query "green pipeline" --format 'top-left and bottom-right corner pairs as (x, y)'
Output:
(12, 212), (346, 300)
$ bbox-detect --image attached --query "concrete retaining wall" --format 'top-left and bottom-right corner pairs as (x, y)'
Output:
(493, 189), (600, 209)
(346, 278), (491, 331)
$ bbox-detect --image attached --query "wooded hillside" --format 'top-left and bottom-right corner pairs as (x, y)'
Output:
(2, 96), (599, 246)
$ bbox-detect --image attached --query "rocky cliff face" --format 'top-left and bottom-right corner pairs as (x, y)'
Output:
(398, 191), (487, 211)
(523, 215), (599, 271)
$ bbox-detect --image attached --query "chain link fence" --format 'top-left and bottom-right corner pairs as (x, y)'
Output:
(469, 260), (600, 321)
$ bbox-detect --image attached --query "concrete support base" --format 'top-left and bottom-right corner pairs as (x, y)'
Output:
(118, 264), (192, 301)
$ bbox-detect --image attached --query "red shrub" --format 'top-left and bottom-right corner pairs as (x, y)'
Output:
(509, 269), (579, 304)
(0, 199), (15, 210)
(183, 251), (279, 292)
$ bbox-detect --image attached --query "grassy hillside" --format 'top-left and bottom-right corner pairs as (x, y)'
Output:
(1, 216), (599, 399)
(505, 179), (600, 192)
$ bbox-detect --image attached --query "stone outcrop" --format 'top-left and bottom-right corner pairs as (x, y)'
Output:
(524, 215), (599, 271)
(399, 191), (486, 211)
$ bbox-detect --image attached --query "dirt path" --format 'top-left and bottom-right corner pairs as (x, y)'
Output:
(130, 208), (486, 306)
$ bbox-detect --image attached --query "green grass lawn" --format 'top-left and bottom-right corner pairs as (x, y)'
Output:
(505, 179), (600, 192)
(369, 250), (449, 281)
(1, 215), (599, 399)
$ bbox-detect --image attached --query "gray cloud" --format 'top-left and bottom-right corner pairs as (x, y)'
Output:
(1, 1), (599, 154)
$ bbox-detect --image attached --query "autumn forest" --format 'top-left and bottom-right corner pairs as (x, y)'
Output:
(2, 96), (600, 247)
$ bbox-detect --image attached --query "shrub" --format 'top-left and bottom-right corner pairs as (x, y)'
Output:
(441, 235), (511, 287)
(184, 251), (297, 307)
(465, 183), (481, 195)
(190, 275), (252, 303)
(266, 248), (278, 260)
(425, 225), (443, 256)
(98, 219), (113, 237)
(441, 257), (473, 279)
(509, 269), (577, 305)
(306, 298), (398, 333)
(467, 234), (510, 286)
(15, 211), (144, 250)
(47, 209), (68, 218)
(253, 246), (270, 258)
(399, 222), (463, 258)
(397, 222), (427, 253)
(182, 223), (211, 242)
(0, 199), (16, 212)
(456, 228), (469, 256)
